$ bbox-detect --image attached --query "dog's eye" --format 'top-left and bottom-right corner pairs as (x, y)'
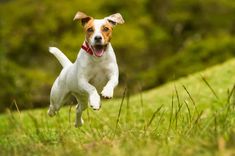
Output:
(103, 27), (109, 32)
(87, 28), (94, 33)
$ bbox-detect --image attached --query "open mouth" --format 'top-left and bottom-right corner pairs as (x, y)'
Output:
(91, 45), (107, 57)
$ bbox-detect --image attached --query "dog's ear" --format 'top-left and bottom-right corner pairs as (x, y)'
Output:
(105, 13), (125, 26)
(73, 11), (93, 26)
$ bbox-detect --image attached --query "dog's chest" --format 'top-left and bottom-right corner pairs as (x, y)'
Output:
(86, 60), (110, 91)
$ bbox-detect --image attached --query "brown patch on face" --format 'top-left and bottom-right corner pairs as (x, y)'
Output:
(101, 22), (113, 44)
(84, 19), (95, 42)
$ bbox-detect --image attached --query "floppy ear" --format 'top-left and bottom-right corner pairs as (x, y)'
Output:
(73, 11), (93, 26)
(105, 13), (125, 26)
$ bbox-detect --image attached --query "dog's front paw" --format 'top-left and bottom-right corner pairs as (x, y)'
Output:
(101, 86), (113, 99)
(89, 93), (101, 110)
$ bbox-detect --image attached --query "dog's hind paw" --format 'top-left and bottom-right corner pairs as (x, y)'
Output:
(48, 107), (56, 117)
(74, 118), (84, 128)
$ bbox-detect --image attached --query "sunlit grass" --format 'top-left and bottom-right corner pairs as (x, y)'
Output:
(0, 59), (235, 156)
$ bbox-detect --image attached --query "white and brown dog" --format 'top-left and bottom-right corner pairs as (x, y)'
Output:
(48, 11), (124, 127)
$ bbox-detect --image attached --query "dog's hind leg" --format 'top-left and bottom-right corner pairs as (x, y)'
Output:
(74, 97), (88, 127)
(74, 104), (83, 127)
(48, 79), (70, 117)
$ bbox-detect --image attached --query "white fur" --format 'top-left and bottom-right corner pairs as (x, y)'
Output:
(49, 47), (72, 67)
(48, 42), (119, 127)
(89, 19), (106, 46)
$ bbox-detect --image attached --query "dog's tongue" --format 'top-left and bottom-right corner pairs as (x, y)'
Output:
(93, 45), (105, 57)
(94, 49), (104, 57)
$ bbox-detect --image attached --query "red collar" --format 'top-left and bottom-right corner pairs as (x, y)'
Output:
(81, 42), (93, 56)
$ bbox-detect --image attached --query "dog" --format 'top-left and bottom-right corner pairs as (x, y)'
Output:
(47, 11), (124, 127)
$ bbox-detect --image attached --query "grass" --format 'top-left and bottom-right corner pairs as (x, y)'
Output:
(0, 59), (235, 156)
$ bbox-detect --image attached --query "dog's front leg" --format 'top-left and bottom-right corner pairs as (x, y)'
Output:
(80, 79), (101, 110)
(101, 65), (119, 99)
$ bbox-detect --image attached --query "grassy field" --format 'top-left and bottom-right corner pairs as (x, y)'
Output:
(0, 59), (235, 156)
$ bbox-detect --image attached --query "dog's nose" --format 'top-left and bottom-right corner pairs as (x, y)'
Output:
(94, 36), (102, 42)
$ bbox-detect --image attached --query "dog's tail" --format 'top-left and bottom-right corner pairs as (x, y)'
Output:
(49, 47), (72, 68)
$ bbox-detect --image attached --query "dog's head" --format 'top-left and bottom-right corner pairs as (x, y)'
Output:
(74, 11), (124, 57)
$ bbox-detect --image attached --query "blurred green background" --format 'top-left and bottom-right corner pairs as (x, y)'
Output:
(1, 0), (235, 112)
